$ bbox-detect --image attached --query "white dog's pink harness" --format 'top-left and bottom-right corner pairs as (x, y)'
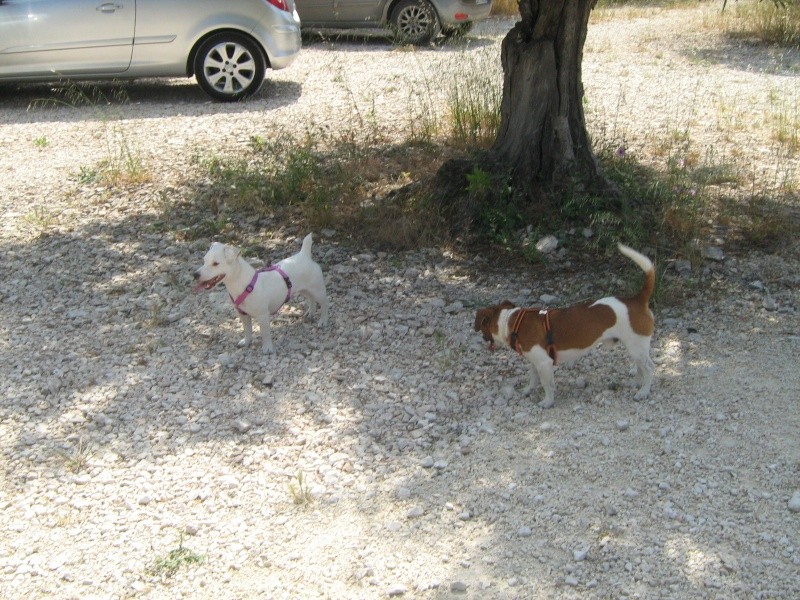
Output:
(230, 265), (292, 316)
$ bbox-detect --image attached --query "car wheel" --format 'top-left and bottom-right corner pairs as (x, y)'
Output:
(391, 0), (440, 45)
(442, 21), (473, 39)
(194, 33), (266, 102)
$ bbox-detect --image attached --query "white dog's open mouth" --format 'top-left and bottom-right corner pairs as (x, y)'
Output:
(193, 274), (225, 292)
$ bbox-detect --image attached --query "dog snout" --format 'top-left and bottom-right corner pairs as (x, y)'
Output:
(193, 269), (201, 280)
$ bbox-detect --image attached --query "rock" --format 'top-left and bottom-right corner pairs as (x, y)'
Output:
(406, 506), (425, 518)
(788, 491), (800, 513)
(420, 456), (434, 468)
(233, 419), (251, 433)
(443, 301), (463, 314)
(703, 246), (725, 261)
(536, 235), (559, 254)
(518, 526), (532, 537)
(387, 583), (407, 596)
(763, 296), (778, 311)
(450, 581), (468, 593)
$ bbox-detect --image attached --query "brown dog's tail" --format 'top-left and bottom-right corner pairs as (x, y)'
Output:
(617, 244), (655, 304)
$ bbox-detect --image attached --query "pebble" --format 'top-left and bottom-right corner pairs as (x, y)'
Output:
(703, 246), (725, 261)
(788, 491), (800, 513)
(536, 235), (559, 254)
(387, 583), (407, 596)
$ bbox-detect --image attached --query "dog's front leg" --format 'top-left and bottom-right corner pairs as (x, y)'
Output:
(257, 314), (275, 354)
(238, 314), (253, 347)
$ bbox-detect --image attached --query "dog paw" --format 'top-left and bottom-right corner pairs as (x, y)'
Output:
(538, 398), (555, 409)
(261, 345), (275, 355)
(521, 385), (532, 396)
(238, 338), (252, 348)
(634, 389), (650, 401)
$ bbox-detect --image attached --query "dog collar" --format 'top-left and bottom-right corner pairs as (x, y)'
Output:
(230, 265), (292, 316)
(509, 308), (558, 365)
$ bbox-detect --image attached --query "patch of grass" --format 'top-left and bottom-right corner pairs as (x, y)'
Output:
(34, 136), (49, 149)
(55, 438), (93, 473)
(491, 0), (519, 17)
(719, 0), (800, 46)
(22, 205), (58, 236)
(447, 56), (502, 150)
(146, 301), (170, 328)
(83, 124), (150, 187)
(30, 82), (149, 187)
(767, 87), (800, 153)
(289, 471), (314, 505)
(146, 538), (204, 579)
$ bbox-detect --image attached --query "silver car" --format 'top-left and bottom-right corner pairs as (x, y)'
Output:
(0, 0), (302, 101)
(296, 0), (492, 45)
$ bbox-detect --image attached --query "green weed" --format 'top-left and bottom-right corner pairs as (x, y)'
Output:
(289, 471), (314, 505)
(22, 205), (58, 235)
(147, 538), (204, 579)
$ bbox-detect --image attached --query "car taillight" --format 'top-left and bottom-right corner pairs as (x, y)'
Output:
(265, 0), (290, 12)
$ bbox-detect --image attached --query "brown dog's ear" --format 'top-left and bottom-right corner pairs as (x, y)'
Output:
(500, 299), (516, 309)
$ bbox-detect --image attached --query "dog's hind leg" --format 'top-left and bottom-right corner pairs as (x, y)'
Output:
(531, 352), (556, 409)
(522, 364), (540, 398)
(623, 335), (654, 400)
(307, 285), (329, 327)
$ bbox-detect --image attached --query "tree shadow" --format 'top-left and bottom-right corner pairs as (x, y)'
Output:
(1, 195), (796, 597)
(681, 35), (800, 78)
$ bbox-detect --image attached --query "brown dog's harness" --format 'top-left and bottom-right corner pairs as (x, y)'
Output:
(509, 308), (558, 365)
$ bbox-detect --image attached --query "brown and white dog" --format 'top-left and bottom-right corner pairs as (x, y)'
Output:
(474, 244), (655, 408)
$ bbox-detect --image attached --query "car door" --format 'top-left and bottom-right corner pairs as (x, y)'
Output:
(333, 0), (384, 26)
(294, 0), (336, 27)
(0, 0), (135, 78)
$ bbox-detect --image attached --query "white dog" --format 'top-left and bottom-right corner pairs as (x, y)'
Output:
(193, 233), (328, 354)
(474, 244), (655, 408)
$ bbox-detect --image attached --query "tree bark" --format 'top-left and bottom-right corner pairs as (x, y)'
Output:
(492, 0), (612, 196)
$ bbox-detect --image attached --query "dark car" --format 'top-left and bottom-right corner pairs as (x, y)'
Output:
(296, 0), (492, 44)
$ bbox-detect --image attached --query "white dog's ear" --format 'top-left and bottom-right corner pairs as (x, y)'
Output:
(223, 245), (241, 263)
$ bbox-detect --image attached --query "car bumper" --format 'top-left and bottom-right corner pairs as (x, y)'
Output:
(436, 0), (493, 27)
(257, 9), (302, 70)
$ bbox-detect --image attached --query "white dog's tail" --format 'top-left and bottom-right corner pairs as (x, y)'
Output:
(618, 243), (655, 304)
(300, 233), (314, 257)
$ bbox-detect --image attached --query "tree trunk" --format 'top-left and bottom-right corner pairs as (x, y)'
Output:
(492, 0), (612, 196)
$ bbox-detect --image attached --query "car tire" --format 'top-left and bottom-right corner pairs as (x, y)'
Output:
(390, 0), (440, 45)
(442, 21), (473, 39)
(194, 33), (266, 102)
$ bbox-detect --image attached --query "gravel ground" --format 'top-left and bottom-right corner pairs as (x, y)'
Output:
(1, 8), (799, 600)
